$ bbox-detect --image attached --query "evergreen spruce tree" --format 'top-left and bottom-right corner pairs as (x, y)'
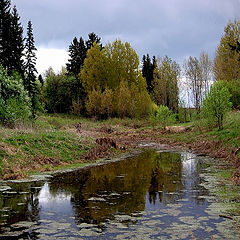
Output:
(66, 33), (102, 78)
(86, 32), (102, 50)
(66, 37), (87, 113)
(66, 37), (86, 78)
(66, 33), (102, 115)
(0, 2), (25, 75)
(38, 74), (44, 87)
(0, 0), (12, 72)
(25, 20), (37, 117)
(9, 6), (25, 76)
(142, 54), (156, 94)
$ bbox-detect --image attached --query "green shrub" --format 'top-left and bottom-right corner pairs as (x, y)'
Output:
(43, 69), (79, 113)
(202, 81), (232, 130)
(225, 80), (240, 109)
(156, 105), (175, 128)
(0, 66), (31, 126)
(149, 109), (158, 129)
(149, 105), (175, 129)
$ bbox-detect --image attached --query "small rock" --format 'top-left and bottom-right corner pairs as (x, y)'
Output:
(19, 192), (29, 195)
(115, 215), (137, 223)
(0, 231), (24, 238)
(0, 186), (11, 192)
(77, 223), (98, 229)
(30, 186), (42, 190)
(11, 221), (37, 230)
(2, 191), (18, 195)
(88, 197), (107, 202)
(17, 203), (26, 206)
(109, 192), (121, 197)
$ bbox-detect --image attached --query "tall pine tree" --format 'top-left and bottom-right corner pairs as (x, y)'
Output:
(0, 1), (25, 75)
(25, 20), (37, 117)
(142, 54), (156, 94)
(9, 6), (25, 76)
(0, 0), (12, 71)
(86, 32), (102, 50)
(66, 33), (102, 114)
(67, 33), (102, 78)
(66, 37), (86, 78)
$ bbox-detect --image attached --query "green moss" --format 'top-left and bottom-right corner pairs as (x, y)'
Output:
(214, 169), (233, 179)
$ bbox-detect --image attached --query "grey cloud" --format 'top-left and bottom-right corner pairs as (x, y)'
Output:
(12, 0), (240, 63)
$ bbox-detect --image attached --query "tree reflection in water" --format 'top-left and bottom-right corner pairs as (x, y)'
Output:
(46, 150), (207, 225)
(0, 149), (211, 239)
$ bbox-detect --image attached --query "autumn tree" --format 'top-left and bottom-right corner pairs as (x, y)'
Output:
(152, 56), (180, 113)
(214, 20), (240, 108)
(80, 42), (106, 93)
(80, 39), (144, 92)
(214, 20), (240, 82)
(117, 81), (132, 118)
(80, 39), (152, 118)
(85, 87), (102, 117)
(104, 40), (141, 89)
(101, 88), (114, 118)
(130, 77), (152, 118)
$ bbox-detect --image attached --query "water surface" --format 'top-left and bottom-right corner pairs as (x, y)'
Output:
(0, 149), (239, 239)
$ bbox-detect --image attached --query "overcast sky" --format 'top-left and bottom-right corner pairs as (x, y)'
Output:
(12, 0), (240, 74)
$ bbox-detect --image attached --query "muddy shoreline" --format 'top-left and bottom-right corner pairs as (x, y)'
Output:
(1, 123), (239, 183)
(0, 143), (240, 239)
(1, 142), (178, 184)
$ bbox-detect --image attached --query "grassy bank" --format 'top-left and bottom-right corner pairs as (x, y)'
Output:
(0, 111), (239, 181)
(0, 115), (96, 179)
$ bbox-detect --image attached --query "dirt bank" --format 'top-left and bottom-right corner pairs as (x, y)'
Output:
(1, 121), (239, 182)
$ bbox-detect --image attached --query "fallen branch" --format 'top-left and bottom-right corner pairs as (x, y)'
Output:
(219, 214), (234, 220)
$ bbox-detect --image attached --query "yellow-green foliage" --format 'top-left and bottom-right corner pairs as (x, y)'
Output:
(79, 39), (152, 118)
(214, 20), (240, 82)
(117, 81), (132, 118)
(80, 42), (106, 93)
(104, 40), (140, 89)
(101, 88), (114, 118)
(130, 78), (152, 118)
(152, 56), (180, 113)
(86, 87), (102, 117)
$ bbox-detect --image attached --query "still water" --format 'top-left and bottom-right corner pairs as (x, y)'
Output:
(0, 149), (239, 239)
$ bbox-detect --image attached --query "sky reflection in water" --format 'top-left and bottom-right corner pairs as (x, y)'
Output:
(0, 150), (239, 239)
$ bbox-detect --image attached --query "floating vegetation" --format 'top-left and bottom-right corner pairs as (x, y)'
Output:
(0, 150), (239, 239)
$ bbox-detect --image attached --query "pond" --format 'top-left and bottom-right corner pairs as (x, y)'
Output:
(0, 149), (239, 239)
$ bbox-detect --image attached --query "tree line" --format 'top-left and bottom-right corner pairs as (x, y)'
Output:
(0, 0), (39, 125)
(0, 0), (239, 129)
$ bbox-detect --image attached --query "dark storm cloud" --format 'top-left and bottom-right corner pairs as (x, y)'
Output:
(12, 0), (240, 63)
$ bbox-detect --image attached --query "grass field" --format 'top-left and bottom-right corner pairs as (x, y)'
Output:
(0, 111), (239, 180)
